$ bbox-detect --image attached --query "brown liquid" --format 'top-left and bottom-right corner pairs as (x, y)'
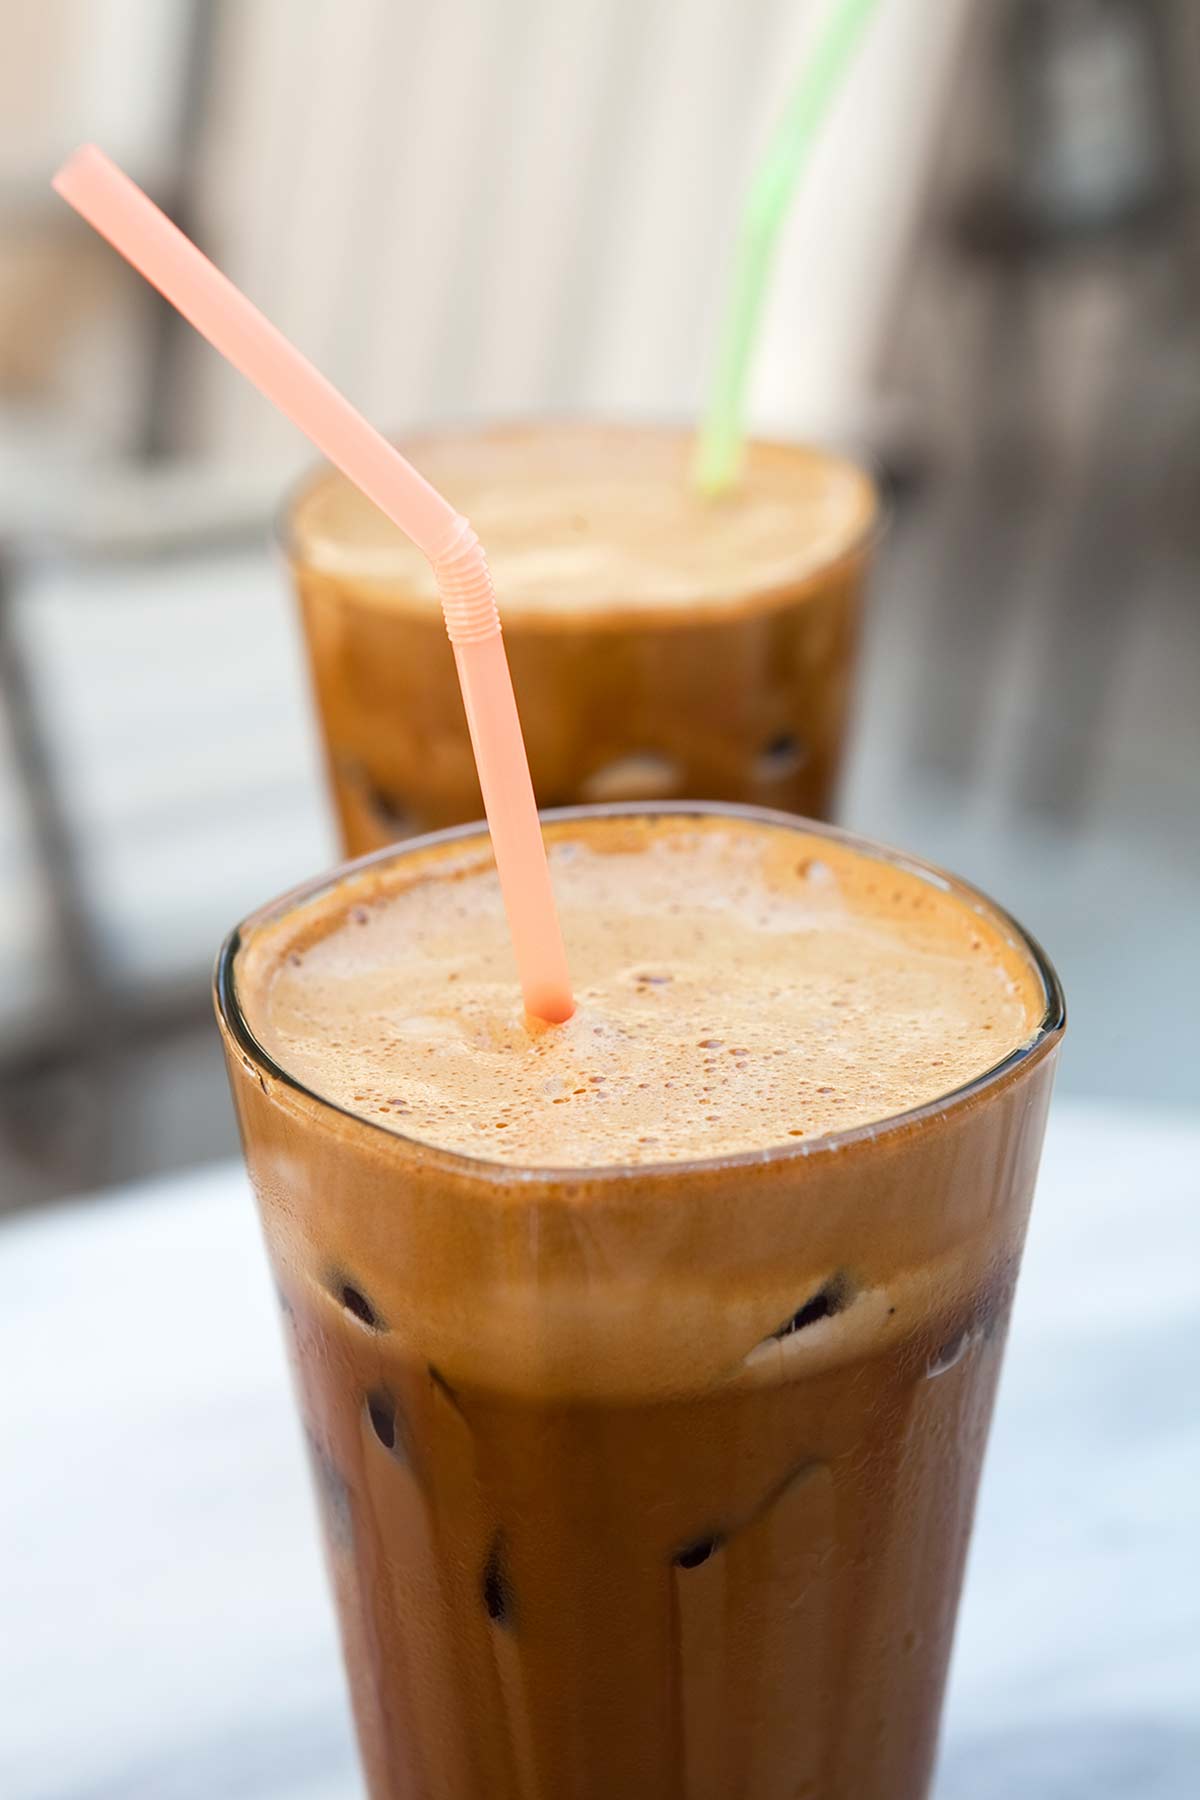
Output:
(219, 809), (1061, 1799)
(284, 424), (878, 853)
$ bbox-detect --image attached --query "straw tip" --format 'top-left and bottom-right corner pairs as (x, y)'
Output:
(51, 143), (106, 204)
(690, 438), (741, 501)
(528, 990), (576, 1026)
(694, 472), (730, 502)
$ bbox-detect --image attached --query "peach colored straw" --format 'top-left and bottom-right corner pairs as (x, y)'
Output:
(52, 144), (573, 1024)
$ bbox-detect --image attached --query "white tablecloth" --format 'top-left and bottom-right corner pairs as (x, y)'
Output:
(3, 1099), (1197, 1799)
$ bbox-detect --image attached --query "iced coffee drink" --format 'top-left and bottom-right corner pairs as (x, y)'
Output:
(217, 804), (1062, 1799)
(283, 426), (879, 854)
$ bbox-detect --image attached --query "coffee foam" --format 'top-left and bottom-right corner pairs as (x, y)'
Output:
(285, 423), (877, 623)
(239, 815), (1044, 1170)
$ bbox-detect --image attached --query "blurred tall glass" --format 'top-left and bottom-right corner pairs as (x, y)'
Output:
(280, 423), (880, 854)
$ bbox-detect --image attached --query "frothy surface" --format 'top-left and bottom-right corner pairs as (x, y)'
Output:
(286, 423), (876, 622)
(239, 815), (1044, 1169)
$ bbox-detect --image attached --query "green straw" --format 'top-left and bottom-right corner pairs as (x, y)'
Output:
(694, 0), (883, 496)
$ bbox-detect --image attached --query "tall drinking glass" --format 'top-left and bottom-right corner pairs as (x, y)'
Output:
(217, 804), (1062, 1799)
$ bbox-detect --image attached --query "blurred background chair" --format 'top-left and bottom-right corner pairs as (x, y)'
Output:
(0, 0), (1196, 1211)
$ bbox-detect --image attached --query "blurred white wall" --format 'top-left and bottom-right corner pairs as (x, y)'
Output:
(182, 0), (969, 470)
(0, 0), (189, 185)
(0, 0), (194, 451)
(0, 0), (970, 472)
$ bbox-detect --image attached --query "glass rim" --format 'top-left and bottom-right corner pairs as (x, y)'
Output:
(215, 802), (1065, 1188)
(272, 416), (889, 611)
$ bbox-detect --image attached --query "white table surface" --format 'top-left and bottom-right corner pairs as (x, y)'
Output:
(3, 1098), (1198, 1800)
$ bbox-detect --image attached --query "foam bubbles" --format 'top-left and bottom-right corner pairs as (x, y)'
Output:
(249, 816), (1043, 1168)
